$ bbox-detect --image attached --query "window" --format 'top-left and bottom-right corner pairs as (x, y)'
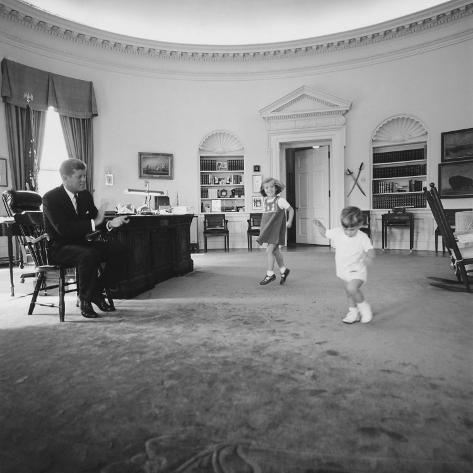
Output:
(37, 108), (68, 196)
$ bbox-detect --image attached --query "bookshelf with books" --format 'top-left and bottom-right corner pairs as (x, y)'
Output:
(199, 155), (245, 213)
(371, 144), (427, 209)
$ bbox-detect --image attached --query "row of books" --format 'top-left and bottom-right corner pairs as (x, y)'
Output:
(373, 148), (425, 164)
(201, 188), (245, 198)
(200, 174), (243, 185)
(373, 164), (426, 178)
(373, 179), (425, 194)
(373, 193), (426, 209)
(200, 159), (244, 171)
(201, 201), (245, 213)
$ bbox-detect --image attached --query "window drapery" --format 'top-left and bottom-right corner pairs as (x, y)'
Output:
(4, 103), (45, 191)
(59, 116), (94, 191)
(1, 59), (98, 191)
(1, 59), (97, 118)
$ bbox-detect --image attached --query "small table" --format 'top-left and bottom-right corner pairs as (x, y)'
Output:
(382, 211), (415, 252)
(0, 220), (21, 296)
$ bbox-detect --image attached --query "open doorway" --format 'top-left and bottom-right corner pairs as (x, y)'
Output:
(285, 143), (330, 246)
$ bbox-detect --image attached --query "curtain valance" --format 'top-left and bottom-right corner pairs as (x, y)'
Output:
(1, 59), (97, 118)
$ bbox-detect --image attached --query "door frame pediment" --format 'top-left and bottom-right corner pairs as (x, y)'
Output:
(259, 85), (351, 121)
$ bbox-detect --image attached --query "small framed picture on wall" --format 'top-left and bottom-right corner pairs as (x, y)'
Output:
(252, 175), (262, 193)
(252, 196), (263, 210)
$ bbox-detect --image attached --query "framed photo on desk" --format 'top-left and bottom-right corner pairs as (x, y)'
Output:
(438, 159), (473, 198)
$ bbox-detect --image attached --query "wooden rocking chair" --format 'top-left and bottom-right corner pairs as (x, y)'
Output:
(423, 183), (473, 292)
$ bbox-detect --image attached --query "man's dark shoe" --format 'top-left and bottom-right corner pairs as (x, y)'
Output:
(80, 300), (99, 318)
(91, 295), (114, 312)
(280, 268), (290, 285)
(259, 274), (276, 285)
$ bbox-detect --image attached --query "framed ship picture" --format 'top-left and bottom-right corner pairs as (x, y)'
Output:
(438, 159), (473, 198)
(139, 153), (173, 179)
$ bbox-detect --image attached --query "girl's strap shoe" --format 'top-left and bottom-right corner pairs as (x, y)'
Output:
(280, 268), (290, 285)
(259, 274), (276, 285)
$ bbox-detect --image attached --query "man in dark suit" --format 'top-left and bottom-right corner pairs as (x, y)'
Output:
(42, 158), (129, 318)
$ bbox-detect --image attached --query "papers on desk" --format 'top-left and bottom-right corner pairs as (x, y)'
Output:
(0, 217), (14, 223)
(116, 203), (136, 214)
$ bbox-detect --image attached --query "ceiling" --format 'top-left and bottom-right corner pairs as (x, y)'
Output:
(21, 0), (449, 45)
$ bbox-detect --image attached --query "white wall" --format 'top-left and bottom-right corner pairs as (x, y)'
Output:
(0, 7), (472, 251)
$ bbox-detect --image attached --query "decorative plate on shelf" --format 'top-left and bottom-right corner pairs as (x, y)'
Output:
(219, 189), (228, 198)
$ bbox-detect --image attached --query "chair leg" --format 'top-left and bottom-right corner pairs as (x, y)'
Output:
(59, 268), (66, 322)
(204, 235), (207, 252)
(458, 264), (471, 292)
(104, 287), (115, 310)
(248, 233), (252, 251)
(28, 272), (44, 315)
(76, 269), (80, 307)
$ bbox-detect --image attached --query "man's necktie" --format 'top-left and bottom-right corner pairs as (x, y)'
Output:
(73, 193), (78, 214)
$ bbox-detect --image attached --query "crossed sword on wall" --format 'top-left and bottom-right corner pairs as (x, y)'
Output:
(345, 162), (366, 197)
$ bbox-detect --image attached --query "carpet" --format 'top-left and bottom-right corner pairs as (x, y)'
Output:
(0, 248), (471, 473)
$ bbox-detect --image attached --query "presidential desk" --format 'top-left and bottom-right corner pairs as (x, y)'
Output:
(1, 214), (194, 298)
(107, 214), (194, 299)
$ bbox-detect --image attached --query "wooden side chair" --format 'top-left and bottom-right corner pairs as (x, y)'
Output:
(13, 211), (78, 321)
(247, 212), (262, 251)
(203, 214), (229, 252)
(424, 183), (473, 292)
(14, 211), (115, 321)
(359, 210), (371, 239)
(2, 190), (43, 276)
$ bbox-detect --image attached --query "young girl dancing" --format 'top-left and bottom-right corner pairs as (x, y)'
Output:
(313, 206), (375, 323)
(256, 177), (294, 285)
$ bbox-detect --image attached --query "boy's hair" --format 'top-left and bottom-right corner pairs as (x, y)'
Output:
(340, 206), (364, 228)
(59, 158), (86, 177)
(260, 177), (285, 197)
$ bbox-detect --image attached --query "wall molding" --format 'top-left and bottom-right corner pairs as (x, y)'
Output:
(372, 115), (428, 145)
(199, 130), (244, 154)
(0, 0), (472, 63)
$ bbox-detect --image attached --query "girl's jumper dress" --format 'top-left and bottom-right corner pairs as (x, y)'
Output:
(256, 196), (287, 245)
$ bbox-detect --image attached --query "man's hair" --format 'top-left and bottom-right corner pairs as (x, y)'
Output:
(340, 206), (363, 228)
(59, 158), (86, 177)
(260, 177), (285, 197)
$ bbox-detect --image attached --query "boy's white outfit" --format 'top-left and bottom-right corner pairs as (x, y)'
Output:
(325, 227), (374, 323)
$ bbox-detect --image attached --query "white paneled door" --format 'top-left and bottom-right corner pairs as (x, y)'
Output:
(295, 147), (330, 245)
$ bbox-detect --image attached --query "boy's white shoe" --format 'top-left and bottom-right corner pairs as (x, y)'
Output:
(342, 307), (360, 324)
(357, 301), (373, 323)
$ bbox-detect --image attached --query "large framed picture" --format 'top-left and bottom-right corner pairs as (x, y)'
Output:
(441, 128), (473, 162)
(139, 152), (173, 179)
(0, 158), (7, 187)
(438, 159), (473, 198)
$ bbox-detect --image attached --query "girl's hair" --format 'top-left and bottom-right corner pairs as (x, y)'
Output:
(340, 206), (364, 228)
(260, 177), (285, 197)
